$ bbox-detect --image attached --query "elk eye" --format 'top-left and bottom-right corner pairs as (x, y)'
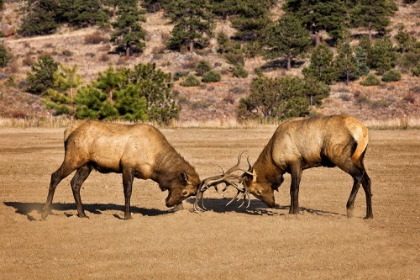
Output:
(256, 190), (262, 196)
(182, 190), (189, 197)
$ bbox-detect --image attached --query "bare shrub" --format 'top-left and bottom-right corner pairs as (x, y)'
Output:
(223, 94), (235, 104)
(403, 93), (415, 104)
(22, 56), (34, 66)
(99, 53), (109, 62)
(84, 32), (108, 44)
(161, 32), (170, 43)
(152, 46), (166, 55)
(339, 93), (352, 102)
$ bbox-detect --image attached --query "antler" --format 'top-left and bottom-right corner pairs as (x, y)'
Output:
(193, 152), (253, 212)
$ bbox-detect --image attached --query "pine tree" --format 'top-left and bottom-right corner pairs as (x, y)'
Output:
(42, 64), (82, 116)
(369, 37), (399, 74)
(302, 44), (337, 85)
(110, 0), (146, 57)
(18, 0), (59, 36)
(74, 86), (118, 120)
(283, 0), (349, 46)
(165, 0), (215, 52)
(350, 0), (398, 41)
(26, 55), (59, 95)
(228, 1), (273, 42)
(68, 0), (108, 28)
(0, 44), (12, 68)
(334, 40), (359, 85)
(263, 14), (311, 71)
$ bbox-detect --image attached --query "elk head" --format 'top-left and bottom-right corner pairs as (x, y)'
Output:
(194, 152), (252, 212)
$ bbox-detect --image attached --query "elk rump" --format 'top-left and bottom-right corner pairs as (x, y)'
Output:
(41, 120), (200, 220)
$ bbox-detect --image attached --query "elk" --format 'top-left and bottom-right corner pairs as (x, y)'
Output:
(198, 115), (373, 219)
(41, 120), (200, 220)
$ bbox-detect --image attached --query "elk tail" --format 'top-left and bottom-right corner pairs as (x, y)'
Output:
(349, 121), (369, 164)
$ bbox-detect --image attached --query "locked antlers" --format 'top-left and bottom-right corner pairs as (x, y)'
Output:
(194, 152), (253, 212)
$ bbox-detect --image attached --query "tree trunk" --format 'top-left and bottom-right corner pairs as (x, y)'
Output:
(126, 45), (130, 58)
(189, 40), (194, 52)
(287, 56), (292, 71)
(315, 31), (321, 47)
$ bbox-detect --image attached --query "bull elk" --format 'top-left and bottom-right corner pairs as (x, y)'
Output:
(198, 115), (373, 219)
(41, 120), (201, 220)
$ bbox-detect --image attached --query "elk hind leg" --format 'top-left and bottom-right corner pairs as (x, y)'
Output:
(361, 170), (373, 219)
(70, 164), (92, 218)
(41, 161), (77, 219)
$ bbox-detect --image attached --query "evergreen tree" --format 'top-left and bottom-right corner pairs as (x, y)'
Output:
(113, 84), (148, 121)
(334, 40), (359, 85)
(228, 1), (274, 42)
(238, 74), (329, 121)
(18, 0), (59, 36)
(42, 64), (82, 116)
(302, 44), (337, 85)
(263, 14), (311, 71)
(74, 63), (179, 123)
(75, 85), (118, 120)
(26, 55), (59, 95)
(369, 37), (399, 74)
(0, 44), (12, 68)
(110, 0), (146, 57)
(165, 0), (215, 52)
(68, 0), (108, 28)
(283, 0), (349, 46)
(354, 46), (370, 78)
(350, 0), (398, 41)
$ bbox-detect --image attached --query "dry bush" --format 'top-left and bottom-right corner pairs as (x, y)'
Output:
(22, 56), (33, 67)
(223, 94), (236, 104)
(403, 93), (416, 104)
(84, 32), (108, 44)
(152, 46), (166, 55)
(99, 53), (109, 62)
(161, 32), (170, 43)
(98, 44), (111, 52)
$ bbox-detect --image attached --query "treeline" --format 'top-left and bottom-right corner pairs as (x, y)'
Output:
(1, 0), (420, 122)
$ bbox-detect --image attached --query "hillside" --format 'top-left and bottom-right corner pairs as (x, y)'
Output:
(1, 1), (420, 125)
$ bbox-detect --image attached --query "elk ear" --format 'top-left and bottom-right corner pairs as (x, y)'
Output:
(181, 172), (191, 184)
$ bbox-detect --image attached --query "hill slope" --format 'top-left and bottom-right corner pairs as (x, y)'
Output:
(0, 1), (420, 125)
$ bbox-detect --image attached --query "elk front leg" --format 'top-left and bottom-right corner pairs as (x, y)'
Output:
(289, 163), (302, 215)
(122, 168), (134, 220)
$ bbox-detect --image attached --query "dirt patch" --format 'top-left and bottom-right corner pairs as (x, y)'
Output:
(1, 127), (419, 279)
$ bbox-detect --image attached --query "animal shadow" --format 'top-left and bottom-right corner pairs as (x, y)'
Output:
(185, 198), (343, 217)
(3, 201), (170, 221)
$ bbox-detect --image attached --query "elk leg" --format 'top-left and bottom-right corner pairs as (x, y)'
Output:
(41, 162), (76, 219)
(122, 168), (134, 220)
(361, 171), (373, 219)
(70, 164), (92, 218)
(289, 163), (302, 214)
(346, 166), (364, 218)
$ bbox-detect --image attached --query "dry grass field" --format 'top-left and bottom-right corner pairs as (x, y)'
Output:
(1, 127), (419, 279)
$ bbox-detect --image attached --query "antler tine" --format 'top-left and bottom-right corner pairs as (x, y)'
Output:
(194, 151), (251, 212)
(225, 151), (245, 174)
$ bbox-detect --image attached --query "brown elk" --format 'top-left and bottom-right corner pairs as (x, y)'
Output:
(41, 120), (200, 220)
(197, 115), (373, 219)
